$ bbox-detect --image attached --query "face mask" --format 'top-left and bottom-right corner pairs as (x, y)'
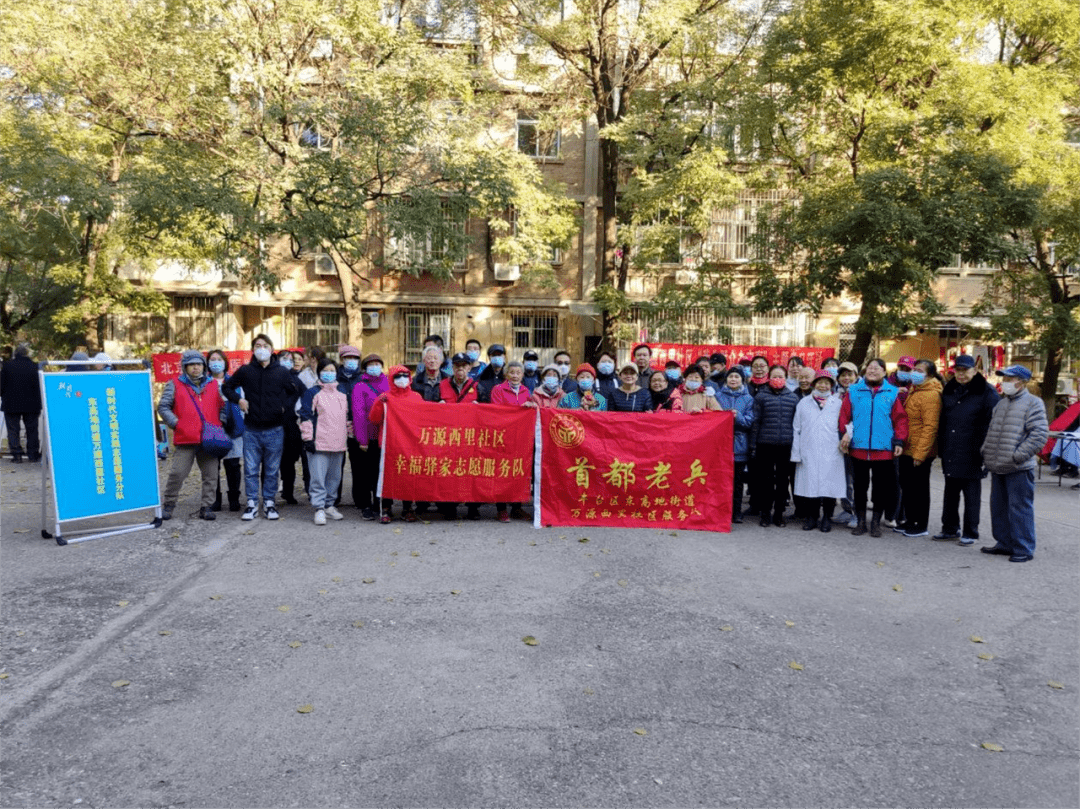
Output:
(769, 377), (787, 390)
(597, 361), (615, 375)
(253, 347), (271, 363)
(279, 358), (293, 371)
(896, 371), (911, 383)
(208, 360), (225, 374)
(543, 377), (560, 391)
(466, 350), (480, 362)
(556, 363), (571, 376)
(684, 379), (702, 392)
(320, 371), (337, 384)
(578, 378), (594, 391)
(490, 355), (505, 368)
(665, 369), (681, 381)
(812, 388), (830, 401)
(366, 364), (383, 377)
(524, 360), (538, 373)
(343, 359), (359, 372)
(1000, 381), (1021, 396)
(393, 376), (411, 389)
(909, 371), (926, 385)
(824, 367), (838, 378)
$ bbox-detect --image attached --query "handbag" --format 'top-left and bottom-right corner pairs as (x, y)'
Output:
(183, 383), (233, 458)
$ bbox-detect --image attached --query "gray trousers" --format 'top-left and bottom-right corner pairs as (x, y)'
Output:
(163, 444), (219, 508)
(307, 450), (344, 509)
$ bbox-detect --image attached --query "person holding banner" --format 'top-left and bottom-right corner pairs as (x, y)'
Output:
(157, 350), (227, 521)
(559, 364), (608, 411)
(369, 365), (422, 523)
(298, 358), (351, 525)
(717, 367), (754, 523)
(750, 365), (798, 527)
(223, 334), (298, 521)
(791, 370), (848, 532)
(491, 361), (536, 522)
(351, 354), (389, 521)
(678, 366), (721, 414)
(440, 353), (482, 520)
(207, 349), (244, 512)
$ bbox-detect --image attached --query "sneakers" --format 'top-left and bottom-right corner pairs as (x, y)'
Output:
(903, 528), (929, 537)
(959, 537), (977, 546)
(361, 507), (376, 521)
(265, 503), (279, 520)
(848, 515), (859, 528)
(241, 500), (258, 521)
(314, 509), (327, 526)
(380, 513), (393, 524)
(161, 505), (173, 521)
(403, 510), (418, 523)
(933, 531), (960, 541)
(199, 506), (216, 521)
(324, 506), (344, 521)
(1008, 554), (1033, 563)
(497, 510), (510, 523)
(892, 522), (909, 534)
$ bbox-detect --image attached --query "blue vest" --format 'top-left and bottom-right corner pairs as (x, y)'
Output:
(849, 379), (899, 451)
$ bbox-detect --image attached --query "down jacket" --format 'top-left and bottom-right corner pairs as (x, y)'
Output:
(902, 377), (942, 462)
(298, 381), (351, 452)
(981, 388), (1049, 475)
(939, 373), (999, 479)
(750, 384), (798, 449)
(351, 372), (390, 446)
(791, 394), (847, 498)
(717, 384), (754, 462)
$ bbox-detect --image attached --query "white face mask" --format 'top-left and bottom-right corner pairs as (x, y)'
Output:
(253, 347), (271, 363)
(393, 377), (411, 389)
(684, 379), (702, 392)
(1000, 380), (1022, 396)
(556, 363), (571, 376)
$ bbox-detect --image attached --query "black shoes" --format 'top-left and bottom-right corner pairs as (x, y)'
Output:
(199, 506), (216, 521)
(869, 514), (882, 538)
(759, 515), (771, 527)
(1009, 554), (1033, 563)
(161, 506), (173, 520)
(819, 517), (832, 533)
(933, 531), (960, 541)
(802, 517), (817, 531)
(980, 546), (1012, 555)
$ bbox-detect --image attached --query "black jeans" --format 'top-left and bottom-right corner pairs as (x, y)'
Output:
(754, 444), (792, 517)
(851, 457), (897, 517)
(941, 475), (982, 538)
(731, 460), (747, 517)
(898, 455), (934, 531)
(335, 436), (365, 508)
(357, 440), (381, 511)
(280, 420), (310, 499)
(4, 412), (40, 458)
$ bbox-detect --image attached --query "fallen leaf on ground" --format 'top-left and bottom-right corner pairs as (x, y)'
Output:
(977, 653), (994, 660)
(410, 551), (419, 557)
(970, 636), (985, 643)
(578, 537), (589, 543)
(317, 589), (328, 595)
(522, 635), (539, 646)
(112, 680), (130, 688)
(892, 585), (903, 592)
(158, 630), (172, 636)
(633, 728), (648, 736)
(13, 529), (28, 534)
(0, 673), (9, 679)
(789, 661), (804, 670)
(720, 625), (734, 632)
(288, 641), (302, 648)
(583, 687), (594, 695)
(593, 572), (600, 578)
(243, 530), (255, 535)
(450, 590), (461, 595)
(392, 528), (402, 534)
(170, 532), (181, 539)
(325, 643), (334, 648)
(617, 580), (628, 587)
(362, 578), (375, 584)
(668, 531), (677, 537)
(116, 600), (130, 607)
(209, 595), (223, 600)
(296, 704), (313, 714)
(1048, 681), (1064, 689)
(277, 605), (291, 612)
(980, 742), (1003, 752)
(351, 621), (364, 628)
(785, 621), (795, 627)
(331, 576), (342, 582)
(528, 541), (536, 546)
(876, 561), (885, 567)
(316, 557), (327, 563)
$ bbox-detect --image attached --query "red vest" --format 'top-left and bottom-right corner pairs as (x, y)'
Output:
(173, 379), (223, 445)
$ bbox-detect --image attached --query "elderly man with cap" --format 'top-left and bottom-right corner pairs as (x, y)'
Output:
(934, 354), (999, 546)
(476, 344), (506, 403)
(1, 343), (42, 463)
(350, 353), (389, 520)
(979, 364), (1048, 563)
(223, 334), (299, 520)
(521, 350), (542, 393)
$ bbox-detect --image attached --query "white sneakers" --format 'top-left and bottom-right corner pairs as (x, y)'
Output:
(324, 506), (345, 521)
(314, 509), (327, 525)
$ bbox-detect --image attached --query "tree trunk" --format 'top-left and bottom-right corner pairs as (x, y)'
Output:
(333, 249), (365, 350)
(1040, 344), (1062, 418)
(846, 298), (877, 368)
(599, 135), (622, 354)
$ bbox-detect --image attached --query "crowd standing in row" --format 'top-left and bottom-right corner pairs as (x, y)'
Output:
(143, 336), (1049, 562)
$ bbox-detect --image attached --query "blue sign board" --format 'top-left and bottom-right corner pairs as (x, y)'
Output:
(41, 371), (160, 521)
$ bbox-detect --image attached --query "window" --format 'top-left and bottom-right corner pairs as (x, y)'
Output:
(295, 309), (343, 350)
(702, 188), (785, 263)
(108, 312), (168, 346)
(403, 307), (454, 367)
(510, 310), (560, 360)
(385, 199), (467, 269)
(628, 307), (815, 347)
(517, 112), (560, 158)
(173, 296), (217, 347)
(838, 322), (879, 361)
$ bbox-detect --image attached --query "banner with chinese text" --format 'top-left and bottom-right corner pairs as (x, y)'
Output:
(537, 409), (733, 532)
(380, 400), (535, 502)
(645, 344), (835, 371)
(40, 371), (161, 521)
(152, 349), (304, 382)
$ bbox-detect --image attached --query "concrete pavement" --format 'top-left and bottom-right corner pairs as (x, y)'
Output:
(1, 458), (1077, 807)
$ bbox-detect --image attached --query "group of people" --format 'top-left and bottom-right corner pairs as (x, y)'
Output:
(4, 335), (1047, 563)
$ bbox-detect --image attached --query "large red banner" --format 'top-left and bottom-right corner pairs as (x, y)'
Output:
(646, 344), (835, 371)
(379, 400), (535, 503)
(151, 349), (303, 381)
(537, 409), (734, 533)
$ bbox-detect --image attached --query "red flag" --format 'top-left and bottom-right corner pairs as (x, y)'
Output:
(380, 400), (535, 502)
(647, 344), (835, 370)
(537, 409), (734, 532)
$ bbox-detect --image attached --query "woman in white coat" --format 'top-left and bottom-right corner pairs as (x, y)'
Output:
(791, 370), (848, 532)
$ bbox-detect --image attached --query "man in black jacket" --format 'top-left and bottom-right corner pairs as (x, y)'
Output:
(933, 355), (1000, 545)
(223, 334), (298, 520)
(1, 344), (42, 462)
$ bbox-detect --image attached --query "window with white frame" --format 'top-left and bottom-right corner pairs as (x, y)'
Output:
(838, 322), (879, 361)
(510, 310), (560, 359)
(702, 188), (786, 263)
(385, 199), (467, 269)
(517, 112), (560, 159)
(403, 307), (454, 367)
(629, 306), (815, 347)
(173, 296), (217, 347)
(295, 309), (343, 351)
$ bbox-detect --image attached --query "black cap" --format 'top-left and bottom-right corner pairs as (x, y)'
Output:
(523, 350), (539, 361)
(710, 353), (726, 364)
(488, 344), (506, 356)
(450, 352), (471, 366)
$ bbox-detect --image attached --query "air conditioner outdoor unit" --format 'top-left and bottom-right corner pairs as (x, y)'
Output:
(1012, 341), (1035, 356)
(361, 311), (380, 330)
(310, 253), (336, 276)
(494, 263), (521, 281)
(1056, 378), (1076, 396)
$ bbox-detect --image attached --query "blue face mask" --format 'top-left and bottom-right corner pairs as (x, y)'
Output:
(524, 360), (538, 373)
(490, 355), (505, 368)
(279, 358), (293, 371)
(597, 361), (615, 376)
(578, 378), (594, 391)
(665, 369), (681, 382)
(543, 377), (560, 391)
(208, 360), (226, 374)
(466, 350), (480, 362)
(320, 371), (337, 384)
(896, 370), (911, 383)
(909, 371), (926, 385)
(365, 364), (382, 377)
(343, 359), (359, 372)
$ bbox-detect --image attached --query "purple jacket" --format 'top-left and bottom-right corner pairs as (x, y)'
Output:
(350, 373), (389, 445)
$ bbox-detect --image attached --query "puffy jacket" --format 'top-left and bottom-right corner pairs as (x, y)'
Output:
(846, 379), (904, 452)
(351, 373), (390, 445)
(750, 385), (798, 448)
(680, 385), (721, 414)
(490, 380), (532, 406)
(596, 371), (618, 401)
(981, 388), (1049, 474)
(413, 369), (449, 403)
(717, 385), (754, 461)
(902, 377), (942, 462)
(531, 384), (564, 409)
(439, 376), (479, 404)
(0, 354), (42, 413)
(158, 375), (225, 446)
(476, 365), (505, 403)
(222, 358), (298, 430)
(298, 381), (350, 452)
(939, 373), (999, 478)
(369, 368), (423, 427)
(335, 365), (364, 418)
(608, 387), (652, 413)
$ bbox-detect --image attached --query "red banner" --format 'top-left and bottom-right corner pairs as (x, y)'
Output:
(151, 349), (304, 381)
(645, 344), (835, 371)
(380, 400), (535, 502)
(538, 409), (734, 533)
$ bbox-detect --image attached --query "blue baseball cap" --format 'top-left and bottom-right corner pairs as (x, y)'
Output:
(995, 364), (1032, 381)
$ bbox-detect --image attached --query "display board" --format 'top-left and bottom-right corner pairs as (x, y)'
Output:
(40, 370), (161, 523)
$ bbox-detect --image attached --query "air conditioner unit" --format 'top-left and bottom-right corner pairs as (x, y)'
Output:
(309, 253), (336, 276)
(1012, 341), (1035, 356)
(361, 311), (380, 331)
(675, 269), (699, 285)
(1056, 378), (1076, 396)
(494, 263), (521, 281)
